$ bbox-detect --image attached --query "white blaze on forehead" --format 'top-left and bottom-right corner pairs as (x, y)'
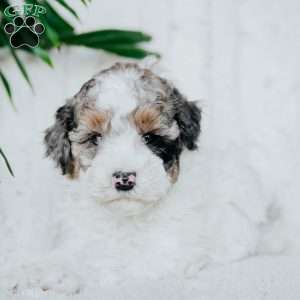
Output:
(95, 71), (140, 114)
(95, 72), (142, 131)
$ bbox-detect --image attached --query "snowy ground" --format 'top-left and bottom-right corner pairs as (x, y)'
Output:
(1, 0), (300, 299)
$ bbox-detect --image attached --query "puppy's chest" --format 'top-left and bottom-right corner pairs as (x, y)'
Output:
(70, 216), (200, 278)
(64, 205), (196, 242)
(56, 196), (208, 272)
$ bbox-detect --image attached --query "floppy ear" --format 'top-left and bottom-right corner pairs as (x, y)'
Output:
(172, 88), (201, 150)
(44, 104), (77, 176)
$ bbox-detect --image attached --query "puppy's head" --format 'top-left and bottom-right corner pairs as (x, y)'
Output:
(45, 63), (201, 210)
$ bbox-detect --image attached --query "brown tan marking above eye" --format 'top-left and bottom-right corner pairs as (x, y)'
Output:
(81, 108), (111, 133)
(131, 104), (163, 134)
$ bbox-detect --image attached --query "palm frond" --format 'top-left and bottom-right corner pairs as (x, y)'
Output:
(10, 48), (33, 88)
(54, 0), (80, 20)
(61, 30), (152, 45)
(0, 148), (14, 176)
(92, 44), (158, 59)
(0, 70), (13, 105)
(32, 47), (54, 67)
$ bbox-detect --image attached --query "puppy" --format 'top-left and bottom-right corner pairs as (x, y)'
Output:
(39, 62), (260, 290)
(44, 62), (201, 214)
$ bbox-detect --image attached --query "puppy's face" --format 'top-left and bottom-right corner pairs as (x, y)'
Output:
(45, 63), (201, 208)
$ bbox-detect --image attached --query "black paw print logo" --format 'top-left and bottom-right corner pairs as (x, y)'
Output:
(4, 16), (45, 48)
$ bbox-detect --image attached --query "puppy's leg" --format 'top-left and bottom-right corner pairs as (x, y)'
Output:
(209, 203), (259, 264)
(184, 203), (259, 278)
(2, 256), (82, 297)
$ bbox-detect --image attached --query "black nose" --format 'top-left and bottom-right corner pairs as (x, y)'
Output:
(112, 171), (136, 191)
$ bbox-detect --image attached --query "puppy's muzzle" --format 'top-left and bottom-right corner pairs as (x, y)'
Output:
(112, 171), (136, 191)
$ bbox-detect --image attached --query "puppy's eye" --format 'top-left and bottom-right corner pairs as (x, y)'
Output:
(89, 135), (100, 146)
(80, 133), (102, 146)
(142, 133), (154, 144)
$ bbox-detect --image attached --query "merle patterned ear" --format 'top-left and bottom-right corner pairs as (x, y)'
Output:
(172, 88), (201, 150)
(44, 104), (77, 175)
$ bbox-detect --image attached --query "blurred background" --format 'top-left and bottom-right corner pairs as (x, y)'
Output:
(0, 0), (300, 298)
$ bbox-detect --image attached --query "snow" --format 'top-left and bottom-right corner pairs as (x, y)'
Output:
(1, 0), (300, 299)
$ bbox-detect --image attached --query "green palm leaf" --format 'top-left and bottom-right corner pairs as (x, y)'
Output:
(32, 47), (53, 67)
(0, 0), (157, 100)
(96, 44), (158, 59)
(10, 49), (32, 88)
(80, 0), (91, 6)
(0, 70), (13, 105)
(61, 30), (152, 45)
(41, 0), (74, 33)
(54, 0), (79, 20)
(0, 148), (14, 176)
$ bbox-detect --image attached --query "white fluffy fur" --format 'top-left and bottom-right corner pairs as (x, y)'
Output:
(1, 63), (271, 296)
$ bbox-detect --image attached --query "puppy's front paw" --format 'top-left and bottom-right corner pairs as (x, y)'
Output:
(183, 255), (211, 278)
(38, 266), (81, 295)
(4, 263), (81, 296)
